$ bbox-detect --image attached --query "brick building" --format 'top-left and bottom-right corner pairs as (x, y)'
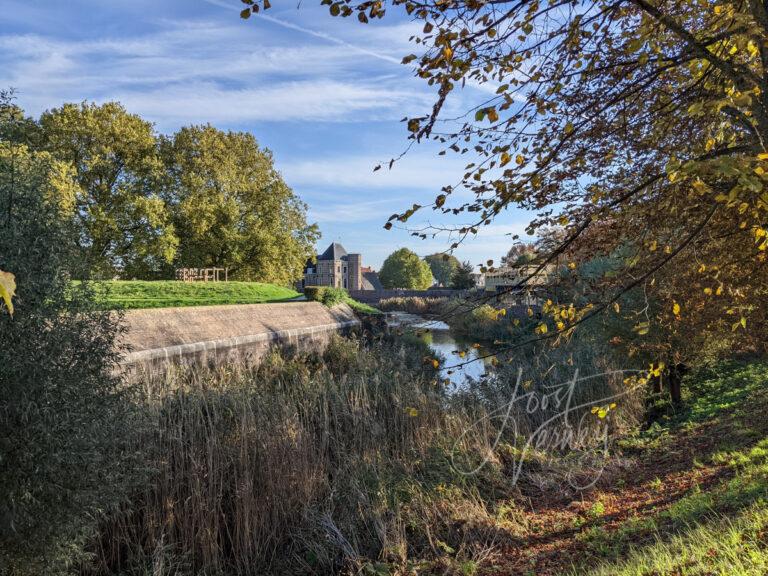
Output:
(301, 242), (381, 291)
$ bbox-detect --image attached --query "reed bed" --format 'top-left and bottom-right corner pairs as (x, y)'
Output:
(84, 334), (639, 575)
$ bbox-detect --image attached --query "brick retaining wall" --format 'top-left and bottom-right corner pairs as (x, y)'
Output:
(120, 302), (359, 371)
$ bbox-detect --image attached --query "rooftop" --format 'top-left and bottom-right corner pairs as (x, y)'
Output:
(317, 242), (348, 261)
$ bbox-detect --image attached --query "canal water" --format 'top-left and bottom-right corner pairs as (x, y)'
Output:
(386, 311), (495, 389)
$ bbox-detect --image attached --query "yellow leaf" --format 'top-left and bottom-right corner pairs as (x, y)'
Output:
(0, 270), (16, 317)
(537, 323), (548, 334)
(405, 407), (419, 417)
(432, 359), (439, 369)
(633, 322), (650, 335)
(758, 152), (768, 160)
(673, 301), (681, 316)
(716, 285), (723, 296)
(704, 287), (713, 295)
(500, 152), (511, 167)
(458, 351), (466, 358)
(442, 46), (453, 60)
(515, 154), (525, 165)
(568, 262), (576, 269)
(556, 321), (565, 331)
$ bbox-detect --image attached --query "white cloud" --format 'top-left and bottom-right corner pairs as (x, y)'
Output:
(0, 18), (430, 126)
(280, 150), (470, 190)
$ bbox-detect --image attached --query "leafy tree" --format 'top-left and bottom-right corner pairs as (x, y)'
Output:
(162, 125), (319, 284)
(424, 252), (460, 286)
(39, 101), (177, 278)
(241, 0), (768, 364)
(379, 248), (433, 289)
(451, 260), (476, 289)
(0, 96), (138, 573)
(501, 243), (537, 267)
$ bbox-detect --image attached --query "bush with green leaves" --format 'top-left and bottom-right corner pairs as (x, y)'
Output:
(0, 97), (139, 574)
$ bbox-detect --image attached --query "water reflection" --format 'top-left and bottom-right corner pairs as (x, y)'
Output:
(386, 312), (494, 390)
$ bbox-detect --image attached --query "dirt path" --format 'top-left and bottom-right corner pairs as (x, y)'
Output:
(484, 418), (741, 575)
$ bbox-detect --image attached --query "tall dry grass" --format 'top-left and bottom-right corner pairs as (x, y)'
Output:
(377, 296), (449, 316)
(84, 333), (640, 575)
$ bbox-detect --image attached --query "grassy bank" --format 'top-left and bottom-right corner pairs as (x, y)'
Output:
(86, 280), (300, 309)
(566, 360), (768, 575)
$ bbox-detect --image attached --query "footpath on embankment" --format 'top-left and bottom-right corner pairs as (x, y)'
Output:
(120, 301), (359, 369)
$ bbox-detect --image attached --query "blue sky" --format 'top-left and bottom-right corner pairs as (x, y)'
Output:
(0, 0), (533, 268)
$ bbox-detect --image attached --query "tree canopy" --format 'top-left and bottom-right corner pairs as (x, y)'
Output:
(423, 252), (460, 286)
(451, 260), (476, 289)
(40, 102), (177, 278)
(379, 248), (434, 289)
(162, 125), (319, 283)
(9, 100), (317, 284)
(241, 0), (768, 359)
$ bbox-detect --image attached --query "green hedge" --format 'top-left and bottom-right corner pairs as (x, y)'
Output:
(304, 285), (347, 306)
(304, 286), (380, 314)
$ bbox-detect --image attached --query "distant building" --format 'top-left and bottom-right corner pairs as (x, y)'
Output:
(360, 266), (384, 290)
(301, 242), (381, 291)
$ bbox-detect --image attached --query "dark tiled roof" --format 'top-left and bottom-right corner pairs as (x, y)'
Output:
(362, 271), (383, 290)
(318, 242), (348, 261)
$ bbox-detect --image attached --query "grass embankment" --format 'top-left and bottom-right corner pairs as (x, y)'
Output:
(481, 359), (768, 575)
(565, 360), (768, 576)
(88, 280), (300, 309)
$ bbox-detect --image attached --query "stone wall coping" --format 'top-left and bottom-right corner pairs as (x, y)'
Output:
(121, 319), (360, 365)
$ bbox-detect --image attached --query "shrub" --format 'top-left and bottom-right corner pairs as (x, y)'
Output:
(305, 285), (380, 314)
(0, 120), (138, 573)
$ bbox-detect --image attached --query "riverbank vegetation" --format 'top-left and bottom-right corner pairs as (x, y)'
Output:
(378, 295), (449, 316)
(303, 285), (381, 314)
(82, 331), (648, 575)
(88, 280), (300, 309)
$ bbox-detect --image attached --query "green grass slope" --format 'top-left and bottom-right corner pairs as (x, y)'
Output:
(89, 280), (300, 310)
(572, 360), (768, 576)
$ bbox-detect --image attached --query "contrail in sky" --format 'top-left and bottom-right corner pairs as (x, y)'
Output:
(202, 0), (402, 65)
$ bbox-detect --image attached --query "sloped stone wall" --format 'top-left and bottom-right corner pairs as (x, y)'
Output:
(120, 302), (359, 371)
